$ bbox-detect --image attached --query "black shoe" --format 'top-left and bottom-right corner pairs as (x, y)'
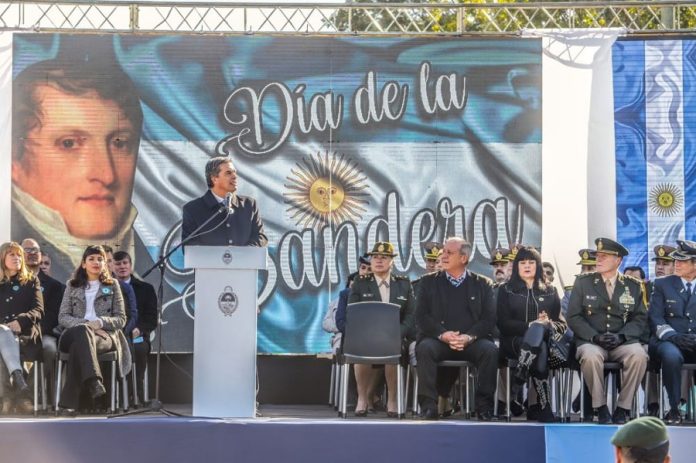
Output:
(597, 405), (613, 424)
(537, 405), (557, 423)
(664, 408), (682, 425)
(88, 378), (106, 400)
(612, 407), (629, 425)
(420, 408), (438, 421)
(10, 370), (29, 394)
(477, 410), (494, 421)
(572, 394), (581, 413)
(510, 400), (525, 417)
(527, 404), (540, 421)
(647, 402), (660, 417)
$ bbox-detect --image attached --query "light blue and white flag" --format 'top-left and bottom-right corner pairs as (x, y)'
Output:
(614, 39), (696, 279)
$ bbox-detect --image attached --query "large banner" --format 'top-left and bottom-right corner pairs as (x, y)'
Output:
(8, 34), (542, 353)
(614, 39), (696, 279)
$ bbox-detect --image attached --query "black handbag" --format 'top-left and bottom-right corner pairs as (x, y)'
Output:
(547, 328), (572, 369)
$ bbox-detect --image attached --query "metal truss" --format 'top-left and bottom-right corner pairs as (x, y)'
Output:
(1, 1), (696, 35)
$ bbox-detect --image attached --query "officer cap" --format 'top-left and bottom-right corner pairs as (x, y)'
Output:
(670, 240), (696, 261)
(595, 237), (629, 257)
(368, 241), (397, 257)
(358, 253), (371, 265)
(489, 247), (511, 265)
(506, 244), (522, 262)
(611, 416), (669, 450)
(423, 242), (442, 262)
(577, 248), (597, 266)
(652, 244), (676, 262)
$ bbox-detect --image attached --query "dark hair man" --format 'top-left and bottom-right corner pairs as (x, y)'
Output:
(112, 250), (158, 402)
(21, 238), (65, 410)
(181, 156), (267, 247)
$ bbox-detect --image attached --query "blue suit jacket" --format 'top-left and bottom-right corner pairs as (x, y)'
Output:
(182, 190), (267, 247)
(649, 275), (696, 340)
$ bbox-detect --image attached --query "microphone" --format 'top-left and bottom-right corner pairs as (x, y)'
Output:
(225, 192), (235, 214)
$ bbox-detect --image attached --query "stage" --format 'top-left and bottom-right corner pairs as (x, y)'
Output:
(0, 405), (694, 463)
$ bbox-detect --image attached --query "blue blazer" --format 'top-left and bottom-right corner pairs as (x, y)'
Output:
(182, 190), (267, 247)
(649, 275), (696, 340)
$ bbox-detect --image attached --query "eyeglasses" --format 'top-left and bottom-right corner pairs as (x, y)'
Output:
(22, 247), (40, 254)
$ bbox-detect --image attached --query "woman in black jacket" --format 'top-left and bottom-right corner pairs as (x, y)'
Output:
(0, 242), (44, 413)
(497, 245), (566, 422)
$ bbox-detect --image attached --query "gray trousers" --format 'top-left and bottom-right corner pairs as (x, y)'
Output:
(0, 325), (22, 397)
(576, 342), (648, 409)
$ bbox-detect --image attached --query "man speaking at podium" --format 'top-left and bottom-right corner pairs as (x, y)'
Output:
(182, 156), (267, 247)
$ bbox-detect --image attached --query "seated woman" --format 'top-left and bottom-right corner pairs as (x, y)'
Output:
(497, 245), (566, 422)
(57, 245), (131, 414)
(0, 242), (43, 413)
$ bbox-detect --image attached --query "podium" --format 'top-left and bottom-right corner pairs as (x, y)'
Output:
(183, 245), (268, 418)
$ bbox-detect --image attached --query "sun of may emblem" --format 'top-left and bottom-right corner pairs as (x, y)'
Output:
(284, 151), (369, 229)
(649, 183), (683, 217)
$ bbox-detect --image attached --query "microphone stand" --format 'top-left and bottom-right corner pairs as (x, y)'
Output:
(110, 202), (230, 418)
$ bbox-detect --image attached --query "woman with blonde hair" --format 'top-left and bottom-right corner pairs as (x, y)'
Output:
(57, 245), (130, 414)
(0, 241), (43, 413)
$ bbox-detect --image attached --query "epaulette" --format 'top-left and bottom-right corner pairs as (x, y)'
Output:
(356, 274), (374, 281)
(393, 274), (410, 281)
(576, 273), (595, 280)
(622, 273), (642, 285)
(563, 285), (573, 292)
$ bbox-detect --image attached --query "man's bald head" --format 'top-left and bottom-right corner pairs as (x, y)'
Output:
(20, 238), (42, 271)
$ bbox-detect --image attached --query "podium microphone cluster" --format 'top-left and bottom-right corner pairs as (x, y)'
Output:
(223, 192), (235, 215)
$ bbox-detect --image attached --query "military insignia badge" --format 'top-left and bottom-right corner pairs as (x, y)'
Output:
(218, 286), (238, 316)
(378, 244), (385, 253)
(658, 246), (666, 257)
(619, 289), (634, 306)
(222, 250), (233, 265)
(597, 239), (604, 251)
(495, 252), (503, 260)
(582, 250), (590, 260)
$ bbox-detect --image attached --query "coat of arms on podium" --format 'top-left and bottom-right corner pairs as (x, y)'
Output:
(218, 286), (238, 316)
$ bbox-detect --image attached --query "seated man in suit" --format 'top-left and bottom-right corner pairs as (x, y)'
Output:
(649, 240), (696, 424)
(347, 242), (415, 417)
(568, 237), (649, 425)
(415, 237), (498, 421)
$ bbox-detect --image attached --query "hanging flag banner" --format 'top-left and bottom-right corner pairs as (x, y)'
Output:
(614, 38), (696, 279)
(8, 34), (542, 353)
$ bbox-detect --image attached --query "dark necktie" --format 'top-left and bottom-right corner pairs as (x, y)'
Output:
(687, 282), (692, 303)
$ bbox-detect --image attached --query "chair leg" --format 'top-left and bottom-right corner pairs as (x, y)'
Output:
(340, 363), (349, 418)
(413, 368), (420, 415)
(396, 364), (404, 418)
(494, 370), (499, 417)
(580, 370), (585, 421)
(55, 359), (63, 417)
(131, 362), (139, 408)
(110, 361), (117, 414)
(143, 363), (150, 403)
(122, 372), (129, 412)
(506, 365), (511, 422)
(659, 369), (664, 418)
(40, 361), (47, 412)
(404, 365), (411, 413)
(328, 361), (335, 406)
(33, 361), (39, 416)
(333, 363), (341, 411)
(465, 366), (471, 419)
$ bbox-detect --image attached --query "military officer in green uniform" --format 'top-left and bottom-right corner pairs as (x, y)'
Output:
(489, 247), (511, 286)
(568, 237), (649, 425)
(348, 241), (415, 417)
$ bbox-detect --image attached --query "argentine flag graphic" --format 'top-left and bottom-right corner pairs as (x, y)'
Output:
(614, 39), (696, 279)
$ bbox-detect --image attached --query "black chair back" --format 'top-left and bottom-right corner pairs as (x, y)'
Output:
(342, 301), (401, 364)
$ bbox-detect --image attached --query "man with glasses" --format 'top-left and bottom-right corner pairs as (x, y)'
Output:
(20, 238), (65, 408)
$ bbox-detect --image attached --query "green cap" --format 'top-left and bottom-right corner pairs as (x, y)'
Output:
(611, 416), (669, 449)
(368, 241), (397, 257)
